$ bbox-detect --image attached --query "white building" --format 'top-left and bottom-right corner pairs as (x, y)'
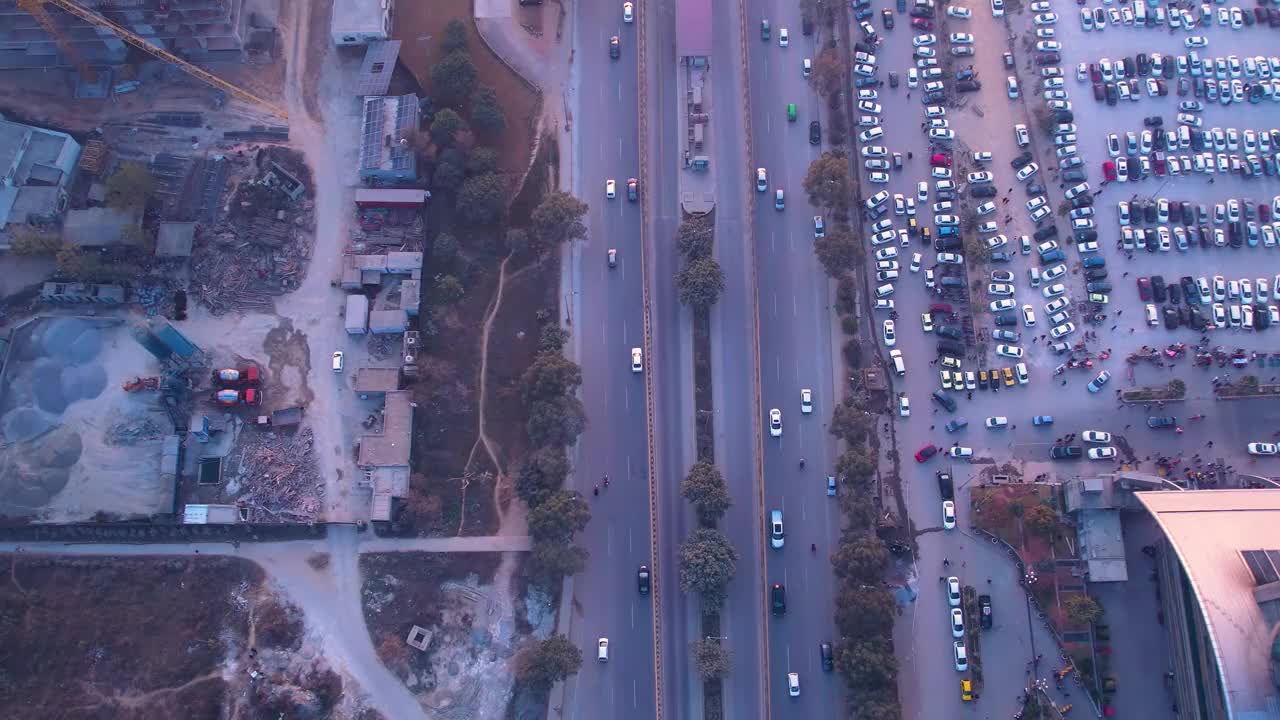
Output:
(331, 0), (394, 46)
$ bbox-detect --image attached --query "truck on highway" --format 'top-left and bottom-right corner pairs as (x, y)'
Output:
(936, 469), (955, 500)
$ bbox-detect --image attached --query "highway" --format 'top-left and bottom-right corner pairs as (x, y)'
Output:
(564, 1), (655, 717)
(741, 0), (844, 716)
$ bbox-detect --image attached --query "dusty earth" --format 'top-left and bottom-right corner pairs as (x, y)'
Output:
(0, 554), (374, 720)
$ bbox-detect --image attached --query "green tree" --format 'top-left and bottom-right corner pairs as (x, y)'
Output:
(539, 324), (570, 353)
(676, 217), (714, 259)
(431, 50), (479, 107)
(835, 638), (898, 693)
(831, 534), (888, 582)
(1168, 378), (1186, 397)
(516, 445), (570, 507)
(1023, 503), (1058, 537)
(839, 490), (878, 531)
(691, 638), (732, 680)
(526, 396), (587, 446)
(836, 448), (877, 488)
(432, 274), (465, 304)
(505, 227), (530, 256)
(470, 86), (507, 136)
(522, 351), (583, 403)
(850, 695), (903, 720)
(432, 232), (460, 266)
(803, 152), (850, 210)
(677, 256), (725, 308)
(814, 226), (858, 277)
(528, 540), (588, 584)
(433, 160), (466, 192)
(467, 146), (499, 176)
(830, 397), (873, 444)
(517, 634), (583, 691)
(811, 48), (844, 97)
(1063, 594), (1105, 626)
(834, 587), (896, 638)
(9, 227), (62, 255)
(104, 162), (155, 210)
(681, 461), (732, 524)
(430, 108), (467, 146)
(528, 490), (591, 542)
(678, 528), (738, 609)
(441, 18), (469, 53)
(456, 173), (506, 225)
(531, 191), (590, 249)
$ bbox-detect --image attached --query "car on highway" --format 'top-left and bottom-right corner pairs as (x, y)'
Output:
(623, 2), (634, 22)
(756, 168), (767, 191)
(598, 637), (609, 661)
(768, 408), (782, 437)
(637, 565), (650, 593)
(631, 347), (643, 373)
(627, 178), (638, 200)
(787, 672), (800, 697)
(609, 36), (620, 58)
(770, 510), (785, 549)
(771, 582), (786, 614)
(606, 179), (616, 199)
(778, 27), (789, 47)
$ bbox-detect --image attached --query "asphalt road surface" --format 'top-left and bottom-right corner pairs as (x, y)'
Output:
(741, 0), (844, 716)
(565, 2), (655, 717)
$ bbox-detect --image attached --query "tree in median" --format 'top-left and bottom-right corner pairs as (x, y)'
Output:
(814, 226), (858, 277)
(803, 152), (851, 211)
(830, 397), (873, 444)
(835, 637), (898, 693)
(835, 447), (877, 489)
(431, 50), (478, 107)
(831, 534), (888, 582)
(679, 528), (738, 609)
(677, 256), (725, 308)
(1063, 594), (1105, 626)
(531, 191), (590, 250)
(681, 461), (732, 524)
(691, 638), (732, 680)
(528, 490), (591, 542)
(676, 217), (714, 259)
(456, 173), (506, 225)
(812, 48), (844, 98)
(848, 692), (903, 720)
(834, 587), (896, 638)
(517, 634), (583, 691)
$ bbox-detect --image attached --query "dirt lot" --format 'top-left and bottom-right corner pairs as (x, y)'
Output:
(360, 552), (517, 717)
(0, 554), (369, 720)
(394, 0), (541, 175)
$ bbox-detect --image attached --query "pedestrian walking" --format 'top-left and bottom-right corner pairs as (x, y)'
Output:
(1123, 272), (1129, 277)
(1117, 310), (1122, 316)
(1112, 325), (1117, 330)
(1061, 379), (1067, 386)
(1209, 177), (1215, 184)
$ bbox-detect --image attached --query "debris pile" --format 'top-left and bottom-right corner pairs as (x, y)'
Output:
(233, 427), (324, 522)
(350, 210), (425, 247)
(104, 416), (165, 446)
(366, 332), (400, 360)
(190, 148), (315, 315)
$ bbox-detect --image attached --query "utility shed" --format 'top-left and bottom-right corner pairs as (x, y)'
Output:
(332, 0), (395, 45)
(354, 367), (401, 396)
(345, 294), (370, 334)
(155, 221), (196, 257)
(61, 207), (141, 248)
(183, 504), (242, 524)
(369, 309), (409, 334)
(386, 251), (423, 273)
(354, 188), (426, 208)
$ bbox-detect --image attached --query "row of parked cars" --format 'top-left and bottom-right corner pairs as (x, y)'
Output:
(1099, 119), (1280, 179)
(1138, 273), (1280, 330)
(1112, 196), (1280, 250)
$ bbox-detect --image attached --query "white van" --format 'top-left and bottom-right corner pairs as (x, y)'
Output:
(876, 283), (896, 298)
(890, 349), (906, 376)
(1028, 266), (1042, 287)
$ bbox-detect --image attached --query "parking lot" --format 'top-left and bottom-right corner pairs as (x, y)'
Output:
(858, 0), (1280, 715)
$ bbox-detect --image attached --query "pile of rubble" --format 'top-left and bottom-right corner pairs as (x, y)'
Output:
(233, 427), (324, 522)
(103, 416), (165, 446)
(190, 149), (315, 316)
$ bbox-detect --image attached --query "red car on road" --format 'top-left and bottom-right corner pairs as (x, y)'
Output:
(915, 443), (939, 463)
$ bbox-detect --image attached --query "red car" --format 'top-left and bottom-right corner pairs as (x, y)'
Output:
(1089, 63), (1102, 82)
(1102, 161), (1117, 181)
(911, 17), (933, 30)
(1137, 276), (1152, 301)
(915, 443), (939, 463)
(929, 302), (954, 314)
(1260, 203), (1272, 222)
(930, 153), (952, 168)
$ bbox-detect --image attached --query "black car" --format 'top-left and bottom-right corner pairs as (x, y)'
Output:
(1163, 306), (1180, 329)
(1105, 83), (1118, 105)
(1143, 115), (1163, 127)
(972, 185), (997, 198)
(990, 251), (1013, 263)
(993, 312), (1018, 326)
(1189, 308), (1207, 331)
(1180, 276), (1198, 304)
(1034, 225), (1058, 241)
(809, 121), (822, 145)
(1036, 52), (1061, 66)
(979, 595), (993, 629)
(957, 79), (982, 92)
(1147, 416), (1177, 429)
(1086, 281), (1112, 293)
(1010, 151), (1034, 169)
(820, 642), (834, 671)
(1256, 304), (1271, 330)
(1167, 283), (1182, 304)
(937, 339), (964, 357)
(936, 325), (962, 340)
(1150, 275), (1167, 302)
(1084, 268), (1108, 281)
(882, 9), (895, 27)
(1180, 202), (1194, 225)
(772, 583), (787, 614)
(1026, 183), (1046, 196)
(932, 390), (958, 412)
(934, 238), (962, 251)
(937, 470), (955, 500)
(609, 35), (620, 58)
(1136, 53), (1150, 75)
(1092, 83), (1106, 102)
(1050, 445), (1083, 459)
(1062, 168), (1088, 182)
(638, 565), (651, 594)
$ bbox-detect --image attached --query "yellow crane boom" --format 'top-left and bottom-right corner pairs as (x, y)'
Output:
(15, 0), (95, 83)
(25, 0), (288, 120)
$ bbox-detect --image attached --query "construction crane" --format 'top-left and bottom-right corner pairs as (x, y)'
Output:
(19, 0), (288, 120)
(15, 0), (95, 83)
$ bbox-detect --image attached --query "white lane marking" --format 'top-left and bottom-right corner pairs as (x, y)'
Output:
(631, 601), (636, 629)
(608, 524), (614, 557)
(627, 454), (633, 483)
(619, 136), (624, 159)
(792, 294), (798, 318)
(633, 679), (638, 708)
(767, 114), (771, 135)
(625, 383), (631, 411)
(623, 319), (628, 344)
(772, 292), (778, 318)
(776, 354), (782, 382)
(618, 82), (623, 102)
(771, 231), (777, 254)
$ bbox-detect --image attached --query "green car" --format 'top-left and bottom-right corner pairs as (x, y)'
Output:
(787, 103), (796, 121)
(761, 19), (770, 41)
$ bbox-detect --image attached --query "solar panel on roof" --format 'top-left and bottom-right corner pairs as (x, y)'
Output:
(1241, 549), (1280, 586)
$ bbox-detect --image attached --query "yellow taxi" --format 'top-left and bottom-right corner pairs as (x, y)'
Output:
(941, 355), (962, 369)
(960, 678), (973, 701)
(1002, 367), (1015, 387)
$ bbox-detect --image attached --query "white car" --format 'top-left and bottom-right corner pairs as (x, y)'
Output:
(1034, 12), (1058, 25)
(967, 171), (994, 184)
(623, 1), (634, 22)
(942, 500), (956, 529)
(883, 319), (896, 347)
(950, 608), (966, 638)
(779, 28), (789, 47)
(995, 344), (1023, 359)
(1016, 163), (1039, 181)
(947, 5), (971, 17)
(598, 637), (610, 661)
(756, 168), (767, 191)
(1248, 442), (1279, 456)
(954, 641), (968, 672)
(1022, 305), (1036, 326)
(631, 347), (643, 372)
(949, 446), (974, 458)
(1088, 447), (1117, 460)
(769, 408), (782, 437)
(988, 282), (1015, 296)
(606, 179), (617, 198)
(788, 672), (800, 697)
(1042, 283), (1066, 298)
(947, 577), (962, 606)
(899, 395), (911, 417)
(913, 33), (937, 47)
(949, 33), (974, 44)
(1050, 322), (1076, 339)
(986, 416), (1009, 429)
(1082, 430), (1111, 444)
(990, 298), (1016, 312)
(991, 0), (1004, 17)
(800, 388), (813, 414)
(1185, 36), (1208, 48)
